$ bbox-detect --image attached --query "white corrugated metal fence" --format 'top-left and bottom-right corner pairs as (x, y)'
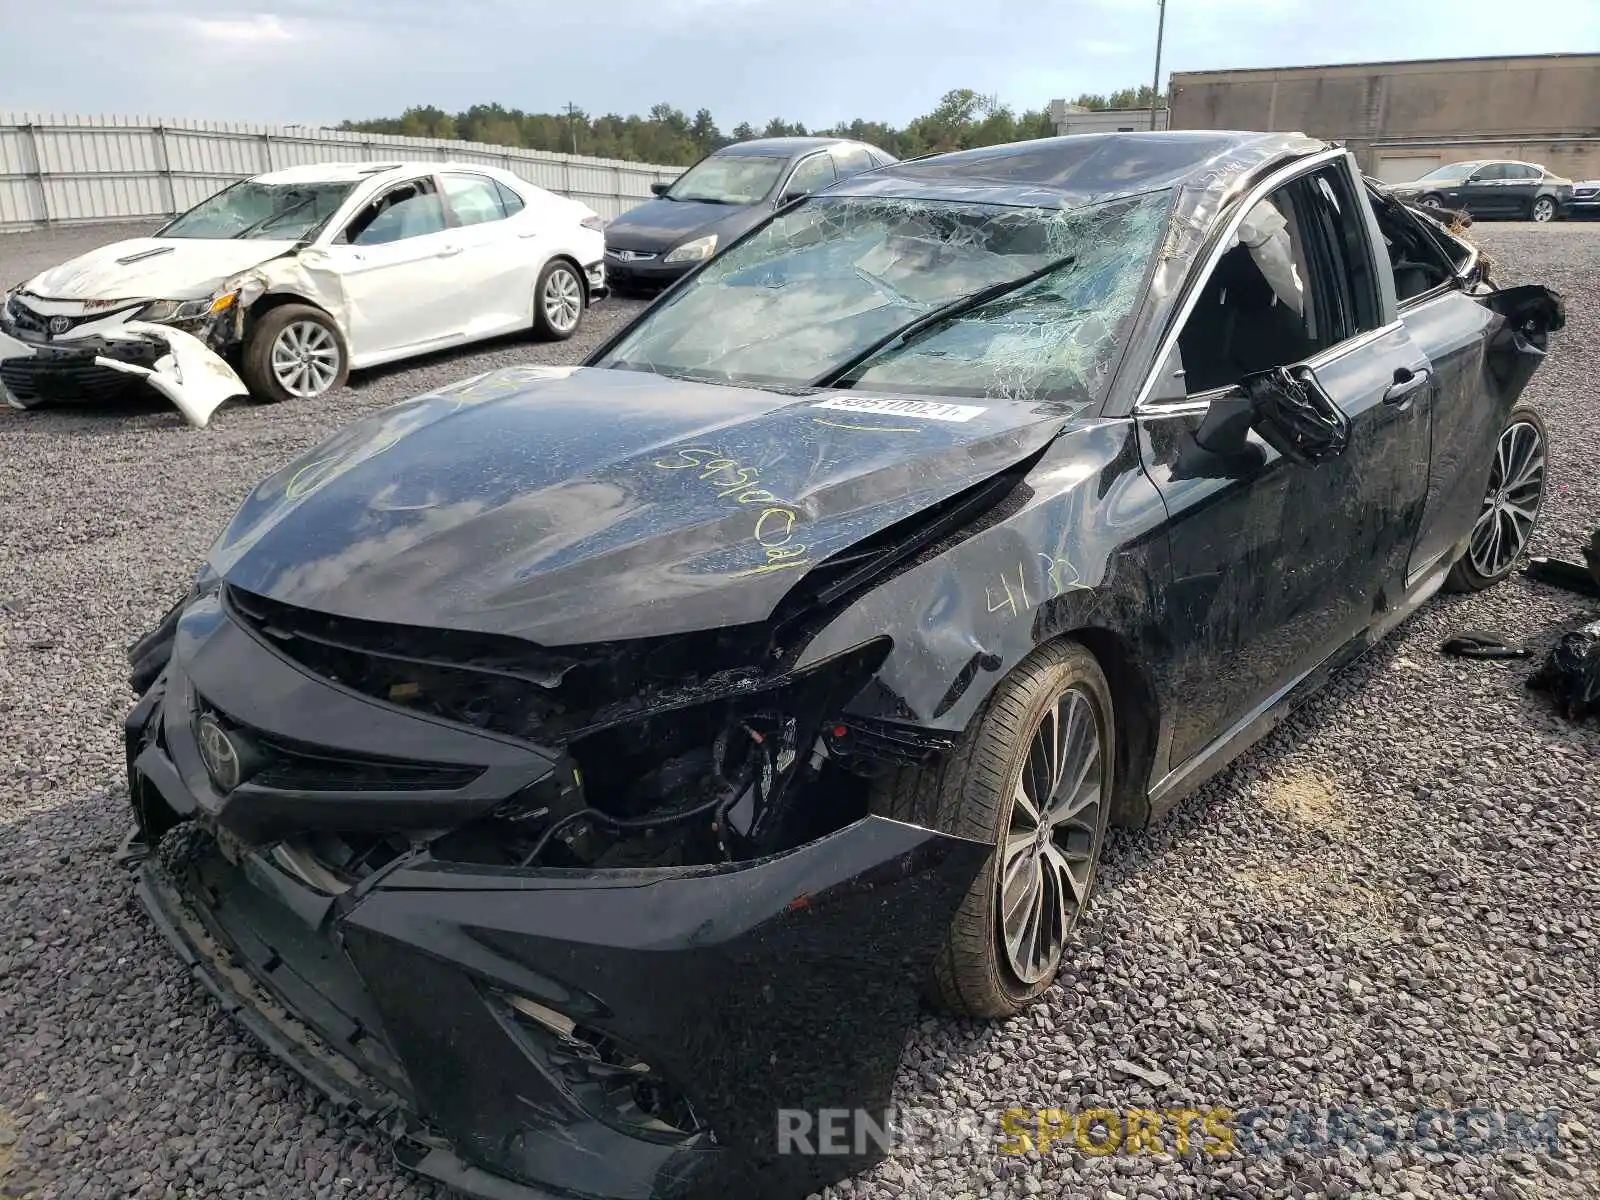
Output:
(0, 113), (681, 230)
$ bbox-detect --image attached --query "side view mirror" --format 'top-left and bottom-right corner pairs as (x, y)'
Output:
(1193, 365), (1351, 467)
(781, 189), (809, 206)
(650, 182), (672, 197)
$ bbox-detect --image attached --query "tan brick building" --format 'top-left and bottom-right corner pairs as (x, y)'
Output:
(1168, 53), (1600, 183)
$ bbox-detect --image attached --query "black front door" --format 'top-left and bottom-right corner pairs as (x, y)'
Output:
(1138, 155), (1433, 775)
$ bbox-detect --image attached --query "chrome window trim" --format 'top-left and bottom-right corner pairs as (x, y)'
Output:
(1139, 150), (1414, 419)
(1132, 146), (1363, 415)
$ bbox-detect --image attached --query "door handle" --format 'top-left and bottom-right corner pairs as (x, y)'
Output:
(1383, 366), (1431, 405)
(437, 244), (463, 258)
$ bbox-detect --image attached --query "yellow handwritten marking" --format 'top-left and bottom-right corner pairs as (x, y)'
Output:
(654, 447), (718, 470)
(1039, 552), (1087, 596)
(754, 507), (798, 547)
(729, 559), (813, 578)
(656, 447), (810, 572)
(284, 431), (404, 500)
(813, 417), (923, 433)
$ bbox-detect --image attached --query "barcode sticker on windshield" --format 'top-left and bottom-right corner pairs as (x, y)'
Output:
(813, 397), (987, 423)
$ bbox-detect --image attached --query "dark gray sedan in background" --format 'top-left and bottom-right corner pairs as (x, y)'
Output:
(1389, 159), (1573, 222)
(603, 136), (896, 291)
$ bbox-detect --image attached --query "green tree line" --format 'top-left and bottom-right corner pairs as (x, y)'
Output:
(335, 86), (1164, 166)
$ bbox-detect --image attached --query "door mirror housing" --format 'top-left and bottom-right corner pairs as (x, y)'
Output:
(1193, 366), (1352, 467)
(781, 188), (809, 206)
(650, 181), (672, 197)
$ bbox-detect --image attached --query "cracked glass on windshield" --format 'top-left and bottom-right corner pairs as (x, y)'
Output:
(597, 189), (1173, 404)
(160, 180), (358, 240)
(666, 155), (790, 204)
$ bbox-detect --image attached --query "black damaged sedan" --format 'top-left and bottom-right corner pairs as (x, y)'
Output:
(124, 131), (1563, 1200)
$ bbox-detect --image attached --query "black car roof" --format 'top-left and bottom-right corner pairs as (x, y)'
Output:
(825, 129), (1330, 209)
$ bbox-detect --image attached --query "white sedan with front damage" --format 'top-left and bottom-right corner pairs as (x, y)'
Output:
(0, 161), (607, 427)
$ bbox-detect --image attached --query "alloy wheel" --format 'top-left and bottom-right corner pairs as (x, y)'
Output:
(1468, 419), (1546, 578)
(270, 320), (342, 398)
(998, 685), (1105, 985)
(1531, 198), (1556, 223)
(543, 266), (583, 334)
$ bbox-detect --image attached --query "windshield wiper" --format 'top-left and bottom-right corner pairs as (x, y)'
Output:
(811, 252), (1079, 389)
(233, 194), (315, 239)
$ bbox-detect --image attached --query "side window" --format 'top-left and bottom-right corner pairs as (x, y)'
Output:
(1174, 165), (1377, 395)
(833, 146), (874, 178)
(1474, 163), (1508, 182)
(784, 154), (837, 198)
(1370, 191), (1457, 302)
(495, 179), (527, 216)
(442, 173), (507, 227)
(1511, 165), (1540, 181)
(341, 178), (447, 246)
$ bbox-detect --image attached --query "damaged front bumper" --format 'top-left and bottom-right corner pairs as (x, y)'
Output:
(124, 591), (987, 1200)
(0, 317), (247, 428)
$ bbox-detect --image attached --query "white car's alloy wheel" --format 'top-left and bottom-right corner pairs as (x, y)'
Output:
(542, 266), (583, 335)
(270, 320), (343, 398)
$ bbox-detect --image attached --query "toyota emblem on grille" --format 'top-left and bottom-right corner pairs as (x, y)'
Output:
(47, 316), (71, 336)
(196, 714), (243, 793)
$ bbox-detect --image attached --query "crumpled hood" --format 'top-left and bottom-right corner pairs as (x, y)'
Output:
(209, 365), (1076, 645)
(22, 237), (297, 303)
(604, 198), (764, 252)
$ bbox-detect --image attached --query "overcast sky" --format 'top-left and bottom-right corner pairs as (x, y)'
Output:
(5, 0), (1596, 131)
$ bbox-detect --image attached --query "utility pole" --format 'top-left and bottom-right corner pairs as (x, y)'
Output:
(1149, 0), (1167, 131)
(564, 102), (580, 155)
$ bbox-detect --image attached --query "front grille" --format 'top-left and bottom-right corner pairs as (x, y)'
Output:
(0, 348), (159, 404)
(193, 692), (484, 794)
(249, 739), (482, 792)
(6, 299), (48, 335)
(226, 585), (580, 736)
(224, 584), (771, 742)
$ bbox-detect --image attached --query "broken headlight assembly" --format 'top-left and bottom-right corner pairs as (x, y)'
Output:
(137, 272), (266, 327)
(129, 563), (220, 695)
(424, 636), (893, 873)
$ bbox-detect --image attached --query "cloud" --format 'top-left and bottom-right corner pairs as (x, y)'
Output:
(184, 13), (295, 42)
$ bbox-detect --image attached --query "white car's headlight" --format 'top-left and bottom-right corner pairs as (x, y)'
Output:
(663, 234), (718, 265)
(137, 272), (266, 325)
(137, 297), (219, 324)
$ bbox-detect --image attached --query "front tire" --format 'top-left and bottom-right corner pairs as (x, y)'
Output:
(1531, 196), (1557, 223)
(870, 641), (1115, 1018)
(1446, 405), (1548, 592)
(240, 304), (349, 404)
(534, 260), (585, 341)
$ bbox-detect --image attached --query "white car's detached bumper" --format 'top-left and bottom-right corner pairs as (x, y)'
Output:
(0, 321), (246, 428)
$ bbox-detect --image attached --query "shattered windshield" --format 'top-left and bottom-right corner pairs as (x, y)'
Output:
(597, 190), (1172, 403)
(160, 180), (358, 241)
(665, 155), (788, 204)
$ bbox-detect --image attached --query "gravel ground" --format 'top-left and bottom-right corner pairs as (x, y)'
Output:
(0, 221), (1595, 1200)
